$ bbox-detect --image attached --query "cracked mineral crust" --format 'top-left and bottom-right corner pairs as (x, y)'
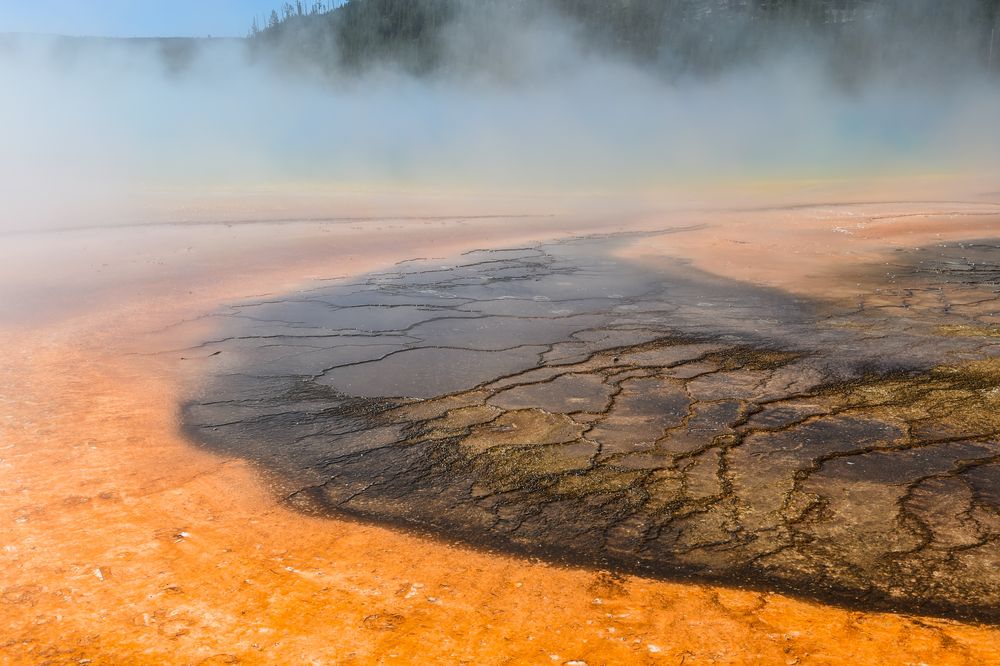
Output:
(181, 231), (1000, 622)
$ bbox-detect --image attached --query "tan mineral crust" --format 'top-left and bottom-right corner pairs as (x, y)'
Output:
(2, 180), (999, 664)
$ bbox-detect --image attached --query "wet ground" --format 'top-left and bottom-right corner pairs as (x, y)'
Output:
(180, 230), (1000, 623)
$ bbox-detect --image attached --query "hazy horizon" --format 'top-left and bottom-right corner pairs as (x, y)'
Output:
(2, 1), (999, 233)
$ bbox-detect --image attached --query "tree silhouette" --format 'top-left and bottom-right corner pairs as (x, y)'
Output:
(248, 0), (1000, 78)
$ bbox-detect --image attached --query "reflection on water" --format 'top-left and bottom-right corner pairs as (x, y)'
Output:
(180, 230), (1000, 622)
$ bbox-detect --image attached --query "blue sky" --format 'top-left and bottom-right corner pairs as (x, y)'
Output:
(0, 1), (310, 38)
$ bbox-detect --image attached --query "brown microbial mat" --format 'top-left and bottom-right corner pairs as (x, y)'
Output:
(181, 231), (1000, 623)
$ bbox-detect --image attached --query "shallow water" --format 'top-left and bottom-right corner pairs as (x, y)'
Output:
(181, 229), (1000, 622)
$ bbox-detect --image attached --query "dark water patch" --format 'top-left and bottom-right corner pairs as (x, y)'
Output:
(180, 231), (1000, 622)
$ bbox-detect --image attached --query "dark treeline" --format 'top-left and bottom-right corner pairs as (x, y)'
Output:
(249, 0), (1000, 81)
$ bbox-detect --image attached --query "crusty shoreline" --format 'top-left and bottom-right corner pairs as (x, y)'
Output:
(3, 191), (999, 664)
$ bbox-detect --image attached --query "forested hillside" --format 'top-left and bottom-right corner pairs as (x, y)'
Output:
(249, 0), (1000, 79)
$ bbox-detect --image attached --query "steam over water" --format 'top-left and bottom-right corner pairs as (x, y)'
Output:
(2, 1), (1000, 232)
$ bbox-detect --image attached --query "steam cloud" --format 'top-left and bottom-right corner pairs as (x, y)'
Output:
(2, 2), (999, 232)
